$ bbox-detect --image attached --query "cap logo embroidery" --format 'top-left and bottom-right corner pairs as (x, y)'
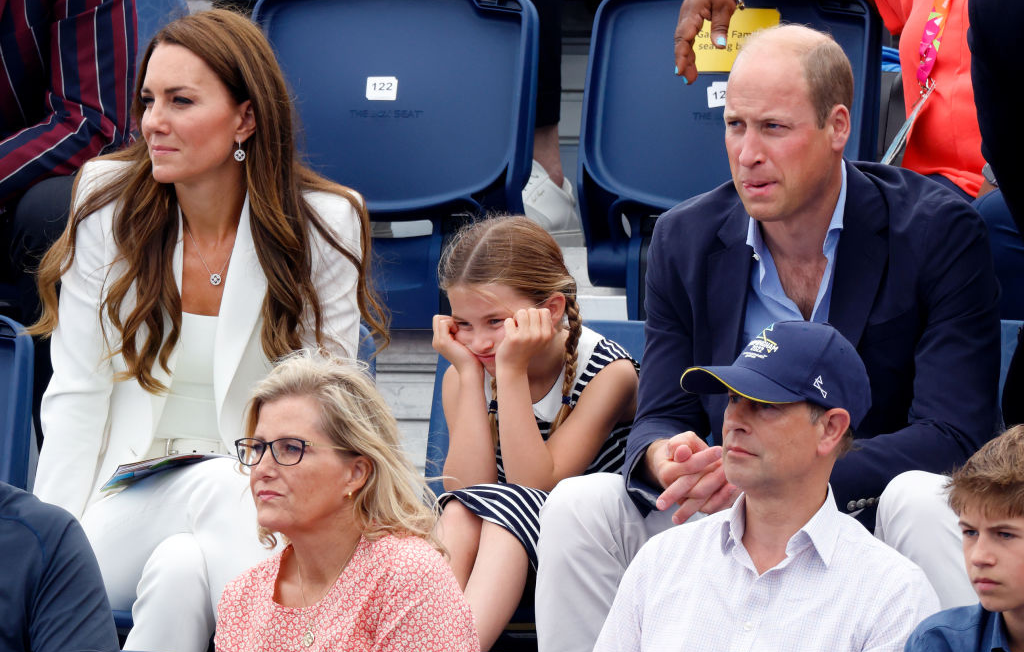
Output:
(742, 325), (779, 359)
(813, 375), (827, 398)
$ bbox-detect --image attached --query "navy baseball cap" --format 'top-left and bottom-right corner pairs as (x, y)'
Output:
(680, 321), (872, 428)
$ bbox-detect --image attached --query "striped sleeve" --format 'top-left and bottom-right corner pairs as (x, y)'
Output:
(0, 0), (136, 206)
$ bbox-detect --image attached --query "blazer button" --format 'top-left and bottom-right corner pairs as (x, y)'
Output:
(856, 499), (867, 509)
(847, 500), (857, 511)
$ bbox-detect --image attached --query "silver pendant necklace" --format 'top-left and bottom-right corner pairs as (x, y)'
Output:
(182, 219), (232, 286)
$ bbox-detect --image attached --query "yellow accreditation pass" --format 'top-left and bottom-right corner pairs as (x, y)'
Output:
(694, 8), (782, 72)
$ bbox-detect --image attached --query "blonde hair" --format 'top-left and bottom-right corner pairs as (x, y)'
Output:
(948, 425), (1024, 520)
(245, 351), (440, 550)
(438, 215), (581, 441)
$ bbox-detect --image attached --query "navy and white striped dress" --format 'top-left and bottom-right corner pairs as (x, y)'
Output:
(439, 326), (639, 569)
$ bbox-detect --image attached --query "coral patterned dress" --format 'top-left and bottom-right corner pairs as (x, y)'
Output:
(215, 534), (479, 652)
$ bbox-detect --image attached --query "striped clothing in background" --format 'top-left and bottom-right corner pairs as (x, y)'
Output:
(1, 0), (135, 211)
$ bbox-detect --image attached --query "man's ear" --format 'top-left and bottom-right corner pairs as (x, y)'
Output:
(816, 407), (851, 457)
(826, 104), (851, 153)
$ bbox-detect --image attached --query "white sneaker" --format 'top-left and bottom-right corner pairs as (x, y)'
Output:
(522, 159), (580, 239)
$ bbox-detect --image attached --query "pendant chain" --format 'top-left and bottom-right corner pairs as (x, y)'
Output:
(182, 220), (232, 287)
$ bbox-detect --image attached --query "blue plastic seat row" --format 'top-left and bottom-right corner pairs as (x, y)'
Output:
(254, 0), (883, 326)
(253, 0), (538, 328)
(0, 315), (33, 490)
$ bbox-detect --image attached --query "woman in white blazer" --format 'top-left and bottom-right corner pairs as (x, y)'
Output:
(29, 11), (387, 652)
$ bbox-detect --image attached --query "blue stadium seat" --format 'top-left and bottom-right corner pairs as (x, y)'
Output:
(426, 319), (645, 495)
(134, 0), (189, 71)
(0, 285), (18, 315)
(0, 316), (33, 490)
(1001, 319), (1021, 402)
(113, 611), (133, 641)
(253, 0), (539, 328)
(578, 0), (883, 318)
(358, 322), (376, 379)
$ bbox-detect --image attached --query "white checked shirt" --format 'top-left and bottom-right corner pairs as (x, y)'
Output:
(595, 487), (940, 652)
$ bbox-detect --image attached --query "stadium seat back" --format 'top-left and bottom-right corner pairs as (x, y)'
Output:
(358, 322), (377, 379)
(1001, 319), (1021, 400)
(135, 0), (189, 73)
(254, 0), (539, 327)
(0, 316), (34, 490)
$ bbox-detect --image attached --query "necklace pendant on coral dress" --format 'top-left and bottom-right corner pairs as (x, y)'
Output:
(301, 627), (314, 647)
(209, 273), (222, 286)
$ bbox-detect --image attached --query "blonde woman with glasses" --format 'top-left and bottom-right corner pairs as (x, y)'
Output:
(216, 352), (478, 651)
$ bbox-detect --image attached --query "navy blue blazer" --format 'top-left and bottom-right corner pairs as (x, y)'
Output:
(625, 160), (1001, 527)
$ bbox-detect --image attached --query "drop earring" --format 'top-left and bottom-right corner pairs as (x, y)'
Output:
(233, 140), (246, 162)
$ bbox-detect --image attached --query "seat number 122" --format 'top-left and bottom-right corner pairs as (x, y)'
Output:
(366, 76), (399, 101)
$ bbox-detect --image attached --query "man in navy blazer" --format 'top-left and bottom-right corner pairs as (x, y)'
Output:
(625, 160), (999, 520)
(535, 25), (1000, 652)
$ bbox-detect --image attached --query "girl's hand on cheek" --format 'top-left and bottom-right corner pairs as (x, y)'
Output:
(432, 314), (482, 374)
(496, 308), (555, 373)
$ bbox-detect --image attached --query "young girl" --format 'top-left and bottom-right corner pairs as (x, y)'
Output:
(431, 216), (639, 650)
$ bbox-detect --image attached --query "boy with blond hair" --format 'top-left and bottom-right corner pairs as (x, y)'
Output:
(905, 425), (1024, 651)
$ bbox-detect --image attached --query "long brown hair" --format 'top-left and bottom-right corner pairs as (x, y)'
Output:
(438, 215), (581, 440)
(31, 10), (387, 392)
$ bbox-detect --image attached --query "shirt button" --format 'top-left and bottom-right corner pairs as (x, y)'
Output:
(743, 622), (753, 631)
(847, 500), (857, 511)
(856, 499), (867, 509)
(752, 252), (760, 261)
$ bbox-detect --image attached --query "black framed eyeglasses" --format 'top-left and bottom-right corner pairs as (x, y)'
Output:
(234, 437), (349, 467)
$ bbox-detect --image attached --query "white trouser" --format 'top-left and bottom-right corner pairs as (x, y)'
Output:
(81, 457), (275, 652)
(535, 473), (679, 652)
(875, 470), (977, 609)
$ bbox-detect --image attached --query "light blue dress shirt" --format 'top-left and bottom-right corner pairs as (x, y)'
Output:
(742, 164), (847, 345)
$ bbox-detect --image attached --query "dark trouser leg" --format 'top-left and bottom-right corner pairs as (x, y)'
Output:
(1006, 329), (1024, 428)
(925, 172), (973, 202)
(535, 0), (563, 130)
(973, 189), (1024, 321)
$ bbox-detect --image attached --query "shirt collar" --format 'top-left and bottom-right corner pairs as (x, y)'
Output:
(745, 163), (847, 256)
(721, 493), (749, 553)
(720, 486), (842, 568)
(982, 608), (1013, 651)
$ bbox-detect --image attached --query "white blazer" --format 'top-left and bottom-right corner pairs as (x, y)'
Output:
(34, 159), (363, 519)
